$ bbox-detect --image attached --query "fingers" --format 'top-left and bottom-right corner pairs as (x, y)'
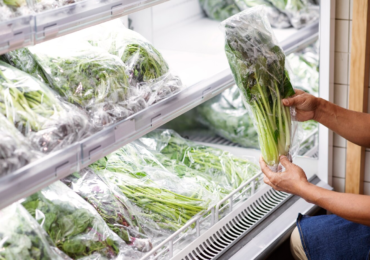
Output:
(263, 174), (280, 191)
(283, 94), (305, 107)
(279, 155), (292, 170)
(293, 89), (305, 95)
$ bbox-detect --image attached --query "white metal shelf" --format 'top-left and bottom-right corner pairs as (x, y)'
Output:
(0, 0), (168, 55)
(0, 21), (319, 210)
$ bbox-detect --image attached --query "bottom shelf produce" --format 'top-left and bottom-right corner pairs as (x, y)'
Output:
(0, 129), (262, 259)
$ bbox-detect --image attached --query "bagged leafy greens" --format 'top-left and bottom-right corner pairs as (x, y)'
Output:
(199, 0), (291, 28)
(0, 203), (71, 260)
(268, 0), (319, 29)
(61, 168), (153, 253)
(0, 61), (91, 153)
(29, 41), (131, 128)
(88, 23), (183, 106)
(22, 181), (131, 259)
(140, 129), (260, 190)
(96, 143), (214, 234)
(223, 7), (299, 170)
(0, 114), (34, 177)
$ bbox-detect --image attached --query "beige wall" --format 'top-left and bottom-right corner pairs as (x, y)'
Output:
(332, 0), (370, 194)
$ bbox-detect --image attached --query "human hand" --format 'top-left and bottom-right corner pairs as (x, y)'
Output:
(259, 155), (309, 196)
(282, 89), (321, 122)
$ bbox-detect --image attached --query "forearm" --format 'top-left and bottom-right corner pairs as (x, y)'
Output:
(297, 183), (370, 226)
(315, 98), (370, 148)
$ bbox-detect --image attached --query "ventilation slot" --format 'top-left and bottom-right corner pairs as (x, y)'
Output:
(182, 189), (290, 260)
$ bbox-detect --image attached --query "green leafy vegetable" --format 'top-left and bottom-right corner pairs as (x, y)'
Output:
(0, 61), (90, 153)
(62, 168), (153, 253)
(22, 181), (125, 259)
(0, 203), (70, 260)
(223, 7), (295, 169)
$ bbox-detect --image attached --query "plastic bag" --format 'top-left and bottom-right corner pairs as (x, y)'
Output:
(21, 181), (132, 259)
(88, 23), (183, 105)
(96, 144), (213, 233)
(139, 129), (260, 190)
(32, 0), (84, 13)
(269, 0), (319, 29)
(0, 203), (71, 260)
(0, 61), (91, 153)
(223, 7), (299, 171)
(196, 86), (259, 148)
(0, 0), (33, 20)
(0, 114), (35, 177)
(61, 168), (153, 253)
(29, 41), (132, 128)
(199, 0), (291, 28)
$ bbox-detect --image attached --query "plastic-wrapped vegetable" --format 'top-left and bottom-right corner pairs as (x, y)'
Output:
(199, 0), (291, 28)
(223, 7), (299, 170)
(0, 0), (32, 19)
(0, 61), (91, 153)
(0, 48), (49, 84)
(29, 41), (148, 128)
(98, 143), (213, 233)
(32, 0), (84, 13)
(0, 203), (71, 260)
(268, 0), (319, 29)
(0, 114), (34, 177)
(0, 0), (15, 21)
(196, 86), (259, 148)
(61, 168), (153, 253)
(140, 129), (260, 190)
(22, 181), (130, 259)
(88, 24), (183, 105)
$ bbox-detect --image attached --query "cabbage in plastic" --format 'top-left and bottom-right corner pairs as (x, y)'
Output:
(0, 203), (71, 260)
(0, 114), (34, 177)
(140, 129), (260, 190)
(61, 168), (153, 253)
(21, 181), (131, 259)
(0, 61), (91, 153)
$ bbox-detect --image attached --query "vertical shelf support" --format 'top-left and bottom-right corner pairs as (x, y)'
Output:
(345, 0), (370, 194)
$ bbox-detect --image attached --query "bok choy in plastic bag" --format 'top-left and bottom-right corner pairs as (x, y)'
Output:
(0, 203), (71, 260)
(61, 168), (153, 253)
(223, 7), (299, 171)
(0, 114), (34, 177)
(0, 61), (91, 153)
(29, 41), (131, 128)
(21, 181), (131, 259)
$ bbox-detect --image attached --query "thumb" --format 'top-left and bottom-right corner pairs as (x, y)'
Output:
(279, 155), (292, 169)
(283, 95), (304, 107)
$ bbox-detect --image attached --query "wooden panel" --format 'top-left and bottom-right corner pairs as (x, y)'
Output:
(345, 0), (370, 194)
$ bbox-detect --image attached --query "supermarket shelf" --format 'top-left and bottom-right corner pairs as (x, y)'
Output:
(0, 21), (319, 210)
(0, 0), (167, 55)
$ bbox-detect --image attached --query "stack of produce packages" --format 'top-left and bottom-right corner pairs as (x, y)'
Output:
(199, 0), (319, 29)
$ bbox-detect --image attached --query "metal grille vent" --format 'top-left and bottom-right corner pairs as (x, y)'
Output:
(183, 189), (290, 260)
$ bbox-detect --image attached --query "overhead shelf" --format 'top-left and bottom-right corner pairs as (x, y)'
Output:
(0, 0), (167, 55)
(0, 21), (319, 210)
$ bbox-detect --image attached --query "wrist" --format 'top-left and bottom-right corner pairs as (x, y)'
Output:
(313, 97), (327, 123)
(294, 181), (314, 202)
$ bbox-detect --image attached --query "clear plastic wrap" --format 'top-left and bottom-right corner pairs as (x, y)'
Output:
(223, 7), (299, 171)
(95, 144), (213, 234)
(0, 114), (35, 177)
(196, 86), (259, 148)
(88, 23), (183, 105)
(199, 0), (291, 28)
(139, 129), (260, 190)
(268, 0), (319, 29)
(21, 181), (133, 259)
(0, 203), (71, 260)
(0, 61), (91, 153)
(0, 0), (33, 20)
(61, 168), (153, 253)
(32, 0), (84, 13)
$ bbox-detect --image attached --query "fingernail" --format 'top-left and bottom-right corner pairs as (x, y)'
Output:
(282, 99), (288, 106)
(279, 155), (286, 159)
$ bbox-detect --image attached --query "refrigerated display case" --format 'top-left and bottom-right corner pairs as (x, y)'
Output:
(0, 0), (335, 259)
